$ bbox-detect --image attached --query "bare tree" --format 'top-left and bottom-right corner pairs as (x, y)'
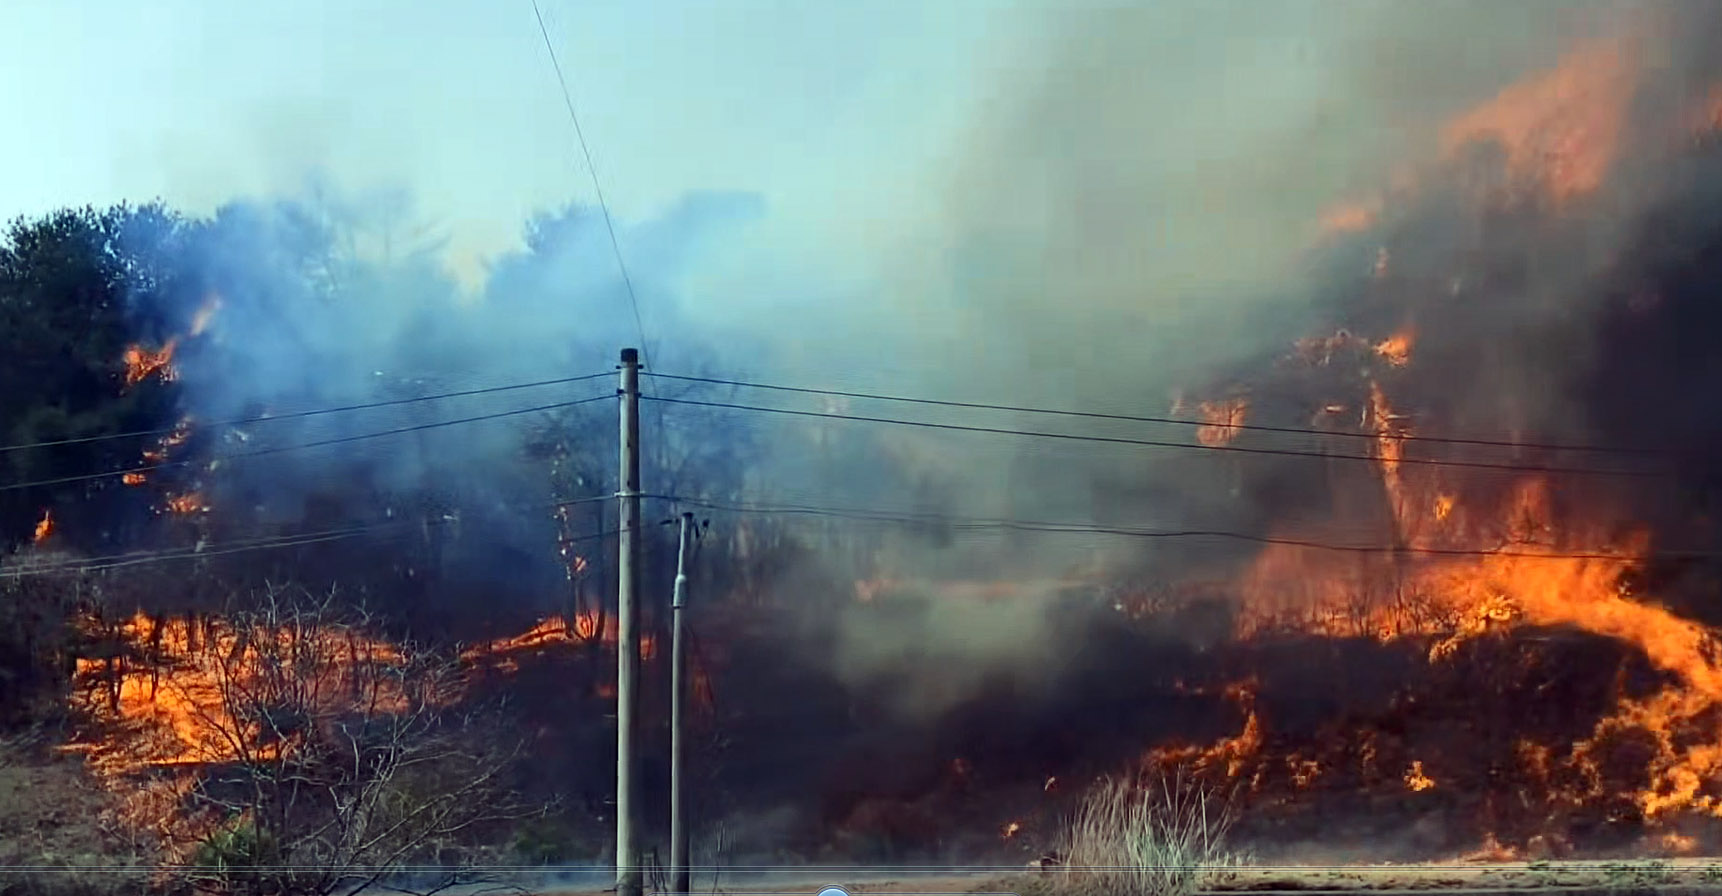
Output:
(118, 585), (546, 895)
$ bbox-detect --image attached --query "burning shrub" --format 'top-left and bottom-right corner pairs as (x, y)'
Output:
(64, 586), (548, 895)
(1057, 772), (1242, 896)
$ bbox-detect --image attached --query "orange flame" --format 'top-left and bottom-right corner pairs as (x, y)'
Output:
(1148, 681), (1263, 777)
(121, 340), (178, 389)
(163, 492), (207, 516)
(32, 509), (53, 544)
(69, 612), (408, 768)
(1439, 37), (1638, 202)
(1374, 330), (1414, 368)
(141, 418), (193, 466)
(458, 611), (654, 666)
(1196, 398), (1248, 448)
(1404, 760), (1436, 792)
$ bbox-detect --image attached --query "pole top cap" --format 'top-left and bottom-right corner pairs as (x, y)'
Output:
(620, 347), (639, 364)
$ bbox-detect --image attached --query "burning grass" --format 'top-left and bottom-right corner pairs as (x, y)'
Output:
(55, 588), (547, 891)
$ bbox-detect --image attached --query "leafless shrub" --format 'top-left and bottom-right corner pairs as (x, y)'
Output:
(117, 585), (548, 895)
(1056, 770), (1244, 896)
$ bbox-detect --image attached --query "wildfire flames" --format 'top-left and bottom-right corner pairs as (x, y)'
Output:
(161, 492), (208, 516)
(65, 611), (411, 781)
(1098, 18), (1722, 857)
(1405, 761), (1436, 792)
(1373, 330), (1414, 368)
(1438, 36), (1638, 203)
(43, 12), (1722, 872)
(1196, 398), (1249, 448)
(1176, 320), (1722, 841)
(122, 341), (177, 389)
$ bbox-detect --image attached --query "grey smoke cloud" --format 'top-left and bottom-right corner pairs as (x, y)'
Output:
(137, 0), (1718, 721)
(781, 0), (1722, 716)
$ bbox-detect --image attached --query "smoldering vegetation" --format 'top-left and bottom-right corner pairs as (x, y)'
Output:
(12, 0), (1722, 877)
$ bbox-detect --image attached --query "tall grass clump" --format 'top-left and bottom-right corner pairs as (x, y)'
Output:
(1056, 770), (1243, 896)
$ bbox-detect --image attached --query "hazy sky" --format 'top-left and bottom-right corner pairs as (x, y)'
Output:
(0, 0), (1020, 284)
(0, 0), (1605, 389)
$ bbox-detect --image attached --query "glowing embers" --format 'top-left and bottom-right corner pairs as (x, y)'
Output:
(161, 492), (208, 516)
(32, 509), (53, 544)
(124, 417), (195, 488)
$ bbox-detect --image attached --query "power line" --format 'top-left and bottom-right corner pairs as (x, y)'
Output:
(4, 495), (618, 578)
(529, 0), (649, 364)
(643, 371), (1671, 459)
(640, 396), (1666, 479)
(1, 394), (616, 494)
(7, 525), (622, 578)
(652, 494), (1716, 561)
(0, 371), (612, 455)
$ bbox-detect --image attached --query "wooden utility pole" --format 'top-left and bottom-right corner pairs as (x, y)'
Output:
(669, 511), (694, 895)
(616, 347), (643, 896)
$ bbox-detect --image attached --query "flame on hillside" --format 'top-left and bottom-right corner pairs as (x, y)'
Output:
(68, 612), (409, 769)
(459, 613), (660, 677)
(1142, 26), (1722, 835)
(1171, 333), (1722, 834)
(162, 492), (208, 516)
(1374, 330), (1414, 368)
(122, 341), (177, 389)
(1312, 31), (1667, 240)
(142, 419), (192, 466)
(120, 418), (195, 489)
(1196, 398), (1249, 448)
(1440, 37), (1639, 202)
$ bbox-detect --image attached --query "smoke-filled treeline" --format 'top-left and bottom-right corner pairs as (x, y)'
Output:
(0, 191), (812, 732)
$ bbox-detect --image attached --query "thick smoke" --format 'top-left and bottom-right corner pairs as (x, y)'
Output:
(779, 0), (1722, 717)
(72, 0), (1722, 865)
(131, 0), (1722, 725)
(141, 187), (770, 628)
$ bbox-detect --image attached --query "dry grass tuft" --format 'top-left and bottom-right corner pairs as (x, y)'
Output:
(1055, 771), (1244, 896)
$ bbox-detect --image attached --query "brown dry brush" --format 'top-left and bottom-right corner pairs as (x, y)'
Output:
(90, 586), (549, 896)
